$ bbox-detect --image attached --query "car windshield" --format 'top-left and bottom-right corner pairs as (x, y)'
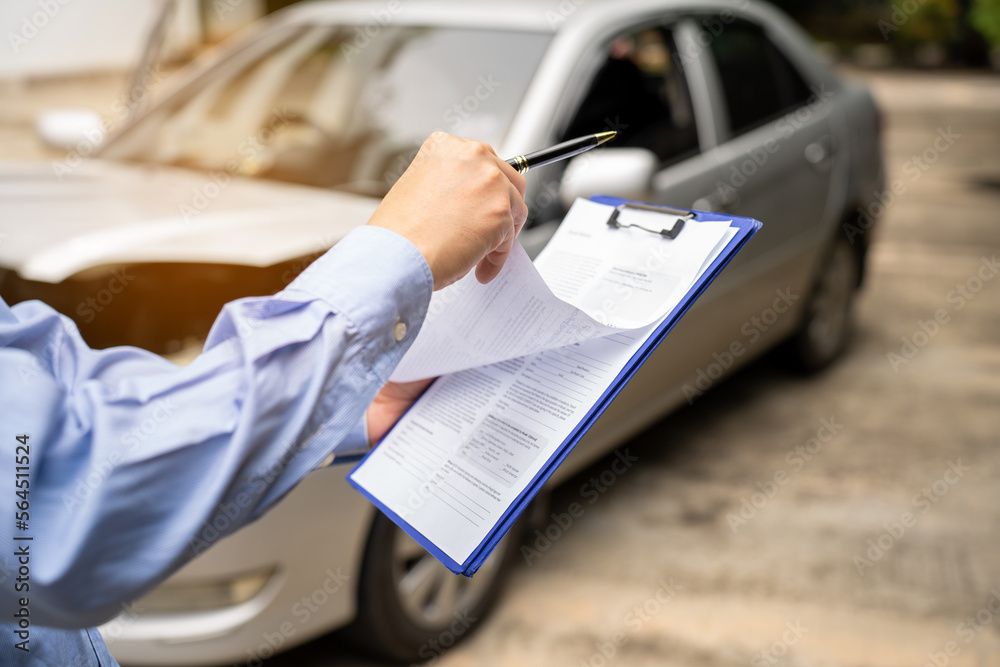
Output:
(101, 24), (551, 196)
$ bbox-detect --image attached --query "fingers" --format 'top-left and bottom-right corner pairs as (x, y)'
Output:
(476, 246), (508, 284)
(476, 177), (528, 284)
(492, 153), (527, 198)
(374, 132), (530, 289)
(509, 176), (529, 234)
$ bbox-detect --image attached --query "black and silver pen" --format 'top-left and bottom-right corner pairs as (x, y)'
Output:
(505, 130), (617, 174)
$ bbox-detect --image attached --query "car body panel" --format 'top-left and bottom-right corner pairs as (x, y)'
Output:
(102, 467), (376, 665)
(0, 160), (378, 283)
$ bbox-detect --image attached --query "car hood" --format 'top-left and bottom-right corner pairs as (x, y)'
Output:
(0, 160), (381, 283)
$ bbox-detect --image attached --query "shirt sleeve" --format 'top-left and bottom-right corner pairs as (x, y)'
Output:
(326, 414), (371, 465)
(0, 225), (432, 630)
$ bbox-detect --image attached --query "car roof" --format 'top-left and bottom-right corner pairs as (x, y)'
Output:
(277, 0), (792, 34)
(271, 0), (830, 87)
(280, 0), (567, 32)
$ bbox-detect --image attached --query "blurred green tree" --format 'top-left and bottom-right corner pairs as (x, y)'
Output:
(971, 0), (1000, 44)
(891, 0), (960, 47)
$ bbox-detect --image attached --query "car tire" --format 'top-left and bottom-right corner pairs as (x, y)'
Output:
(783, 234), (860, 373)
(348, 512), (519, 663)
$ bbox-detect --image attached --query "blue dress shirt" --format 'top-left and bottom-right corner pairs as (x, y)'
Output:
(0, 226), (433, 665)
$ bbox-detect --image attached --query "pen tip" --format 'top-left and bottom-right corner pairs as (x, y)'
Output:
(595, 130), (617, 145)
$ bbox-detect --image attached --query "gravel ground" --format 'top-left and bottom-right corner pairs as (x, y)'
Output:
(408, 69), (1000, 667)
(267, 69), (1000, 667)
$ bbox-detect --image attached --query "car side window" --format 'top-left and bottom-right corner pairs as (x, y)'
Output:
(561, 26), (699, 167)
(706, 19), (814, 137)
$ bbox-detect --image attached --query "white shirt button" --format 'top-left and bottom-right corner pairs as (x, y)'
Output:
(393, 320), (408, 342)
(318, 452), (335, 468)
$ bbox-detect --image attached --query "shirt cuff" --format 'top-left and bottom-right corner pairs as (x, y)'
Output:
(281, 225), (434, 383)
(318, 414), (370, 467)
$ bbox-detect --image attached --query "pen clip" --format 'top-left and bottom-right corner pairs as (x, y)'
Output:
(606, 202), (693, 239)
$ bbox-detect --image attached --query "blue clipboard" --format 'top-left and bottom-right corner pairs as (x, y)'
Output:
(349, 196), (761, 575)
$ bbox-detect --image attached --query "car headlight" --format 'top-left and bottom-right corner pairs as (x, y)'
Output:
(136, 567), (276, 613)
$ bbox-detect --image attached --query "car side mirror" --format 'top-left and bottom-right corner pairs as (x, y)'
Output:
(558, 148), (657, 208)
(35, 109), (106, 152)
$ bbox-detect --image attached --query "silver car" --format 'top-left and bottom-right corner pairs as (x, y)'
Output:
(0, 0), (883, 663)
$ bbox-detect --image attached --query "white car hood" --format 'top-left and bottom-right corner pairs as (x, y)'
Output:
(0, 160), (381, 283)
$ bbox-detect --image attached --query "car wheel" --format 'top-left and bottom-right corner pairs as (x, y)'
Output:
(348, 512), (519, 662)
(784, 235), (860, 372)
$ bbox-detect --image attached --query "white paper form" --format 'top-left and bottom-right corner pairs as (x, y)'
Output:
(390, 199), (731, 382)
(351, 214), (738, 566)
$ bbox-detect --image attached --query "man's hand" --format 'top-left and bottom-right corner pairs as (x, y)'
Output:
(366, 378), (435, 445)
(367, 132), (529, 290)
(362, 133), (526, 441)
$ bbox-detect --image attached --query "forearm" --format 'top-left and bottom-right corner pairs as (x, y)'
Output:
(0, 226), (432, 628)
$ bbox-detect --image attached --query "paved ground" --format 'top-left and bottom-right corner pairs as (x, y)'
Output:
(3, 69), (998, 667)
(278, 74), (1000, 667)
(268, 71), (1000, 667)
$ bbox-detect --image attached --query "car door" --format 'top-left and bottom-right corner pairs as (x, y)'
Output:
(537, 19), (746, 475)
(696, 17), (839, 346)
(544, 21), (719, 216)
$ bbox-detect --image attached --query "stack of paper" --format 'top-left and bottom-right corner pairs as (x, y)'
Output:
(350, 197), (759, 574)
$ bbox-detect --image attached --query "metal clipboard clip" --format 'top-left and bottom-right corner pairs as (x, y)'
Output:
(605, 202), (694, 239)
